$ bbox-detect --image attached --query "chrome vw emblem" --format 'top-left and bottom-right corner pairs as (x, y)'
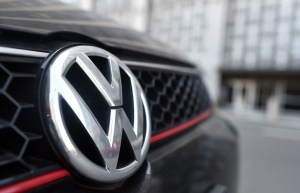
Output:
(41, 45), (151, 183)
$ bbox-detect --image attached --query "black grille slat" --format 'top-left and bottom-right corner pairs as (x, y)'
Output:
(0, 150), (17, 165)
(0, 119), (9, 129)
(0, 57), (59, 186)
(132, 68), (211, 135)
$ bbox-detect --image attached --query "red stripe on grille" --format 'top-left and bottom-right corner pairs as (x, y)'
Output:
(150, 108), (213, 144)
(0, 109), (212, 192)
(0, 169), (70, 193)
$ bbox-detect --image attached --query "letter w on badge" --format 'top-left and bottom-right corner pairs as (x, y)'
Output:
(52, 52), (144, 172)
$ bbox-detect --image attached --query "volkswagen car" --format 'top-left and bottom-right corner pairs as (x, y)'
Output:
(0, 1), (238, 193)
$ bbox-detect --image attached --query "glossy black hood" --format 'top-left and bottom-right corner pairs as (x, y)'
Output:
(0, 0), (191, 65)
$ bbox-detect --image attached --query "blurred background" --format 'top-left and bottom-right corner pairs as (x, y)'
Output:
(61, 1), (300, 193)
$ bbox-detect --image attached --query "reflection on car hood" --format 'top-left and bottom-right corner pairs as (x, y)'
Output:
(0, 0), (186, 62)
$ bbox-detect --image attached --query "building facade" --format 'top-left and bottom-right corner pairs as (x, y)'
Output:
(221, 0), (300, 118)
(62, 0), (227, 103)
(148, 0), (227, 104)
(63, 0), (300, 119)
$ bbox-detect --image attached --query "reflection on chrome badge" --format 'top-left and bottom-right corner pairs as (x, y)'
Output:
(42, 45), (151, 183)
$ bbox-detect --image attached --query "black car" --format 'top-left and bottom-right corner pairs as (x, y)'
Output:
(0, 1), (238, 193)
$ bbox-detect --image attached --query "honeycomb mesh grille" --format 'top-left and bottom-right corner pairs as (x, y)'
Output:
(0, 53), (211, 185)
(131, 68), (211, 135)
(0, 55), (58, 186)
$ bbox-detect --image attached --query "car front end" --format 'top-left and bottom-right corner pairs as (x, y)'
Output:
(0, 1), (238, 193)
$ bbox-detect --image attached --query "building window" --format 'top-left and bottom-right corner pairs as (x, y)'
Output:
(276, 22), (290, 47)
(264, 0), (277, 7)
(246, 24), (259, 48)
(234, 11), (246, 36)
(291, 35), (300, 64)
(245, 51), (257, 68)
(221, 84), (233, 107)
(279, 0), (293, 19)
(236, 0), (247, 10)
(283, 83), (300, 112)
(275, 49), (289, 68)
(231, 38), (244, 66)
(255, 82), (274, 110)
(259, 37), (273, 65)
(248, 0), (261, 22)
(262, 8), (276, 34)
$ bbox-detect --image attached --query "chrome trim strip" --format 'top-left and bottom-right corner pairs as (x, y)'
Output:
(0, 16), (125, 28)
(123, 60), (201, 75)
(0, 46), (48, 58)
(0, 46), (198, 74)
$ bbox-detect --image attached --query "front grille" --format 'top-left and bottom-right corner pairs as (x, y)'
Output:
(0, 49), (211, 186)
(131, 68), (211, 135)
(0, 55), (59, 186)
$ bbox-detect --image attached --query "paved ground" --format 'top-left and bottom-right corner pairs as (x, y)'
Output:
(228, 118), (300, 193)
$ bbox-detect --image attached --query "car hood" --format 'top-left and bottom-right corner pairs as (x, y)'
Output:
(0, 0), (188, 63)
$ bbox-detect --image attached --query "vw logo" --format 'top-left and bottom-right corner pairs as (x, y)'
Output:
(41, 45), (151, 183)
